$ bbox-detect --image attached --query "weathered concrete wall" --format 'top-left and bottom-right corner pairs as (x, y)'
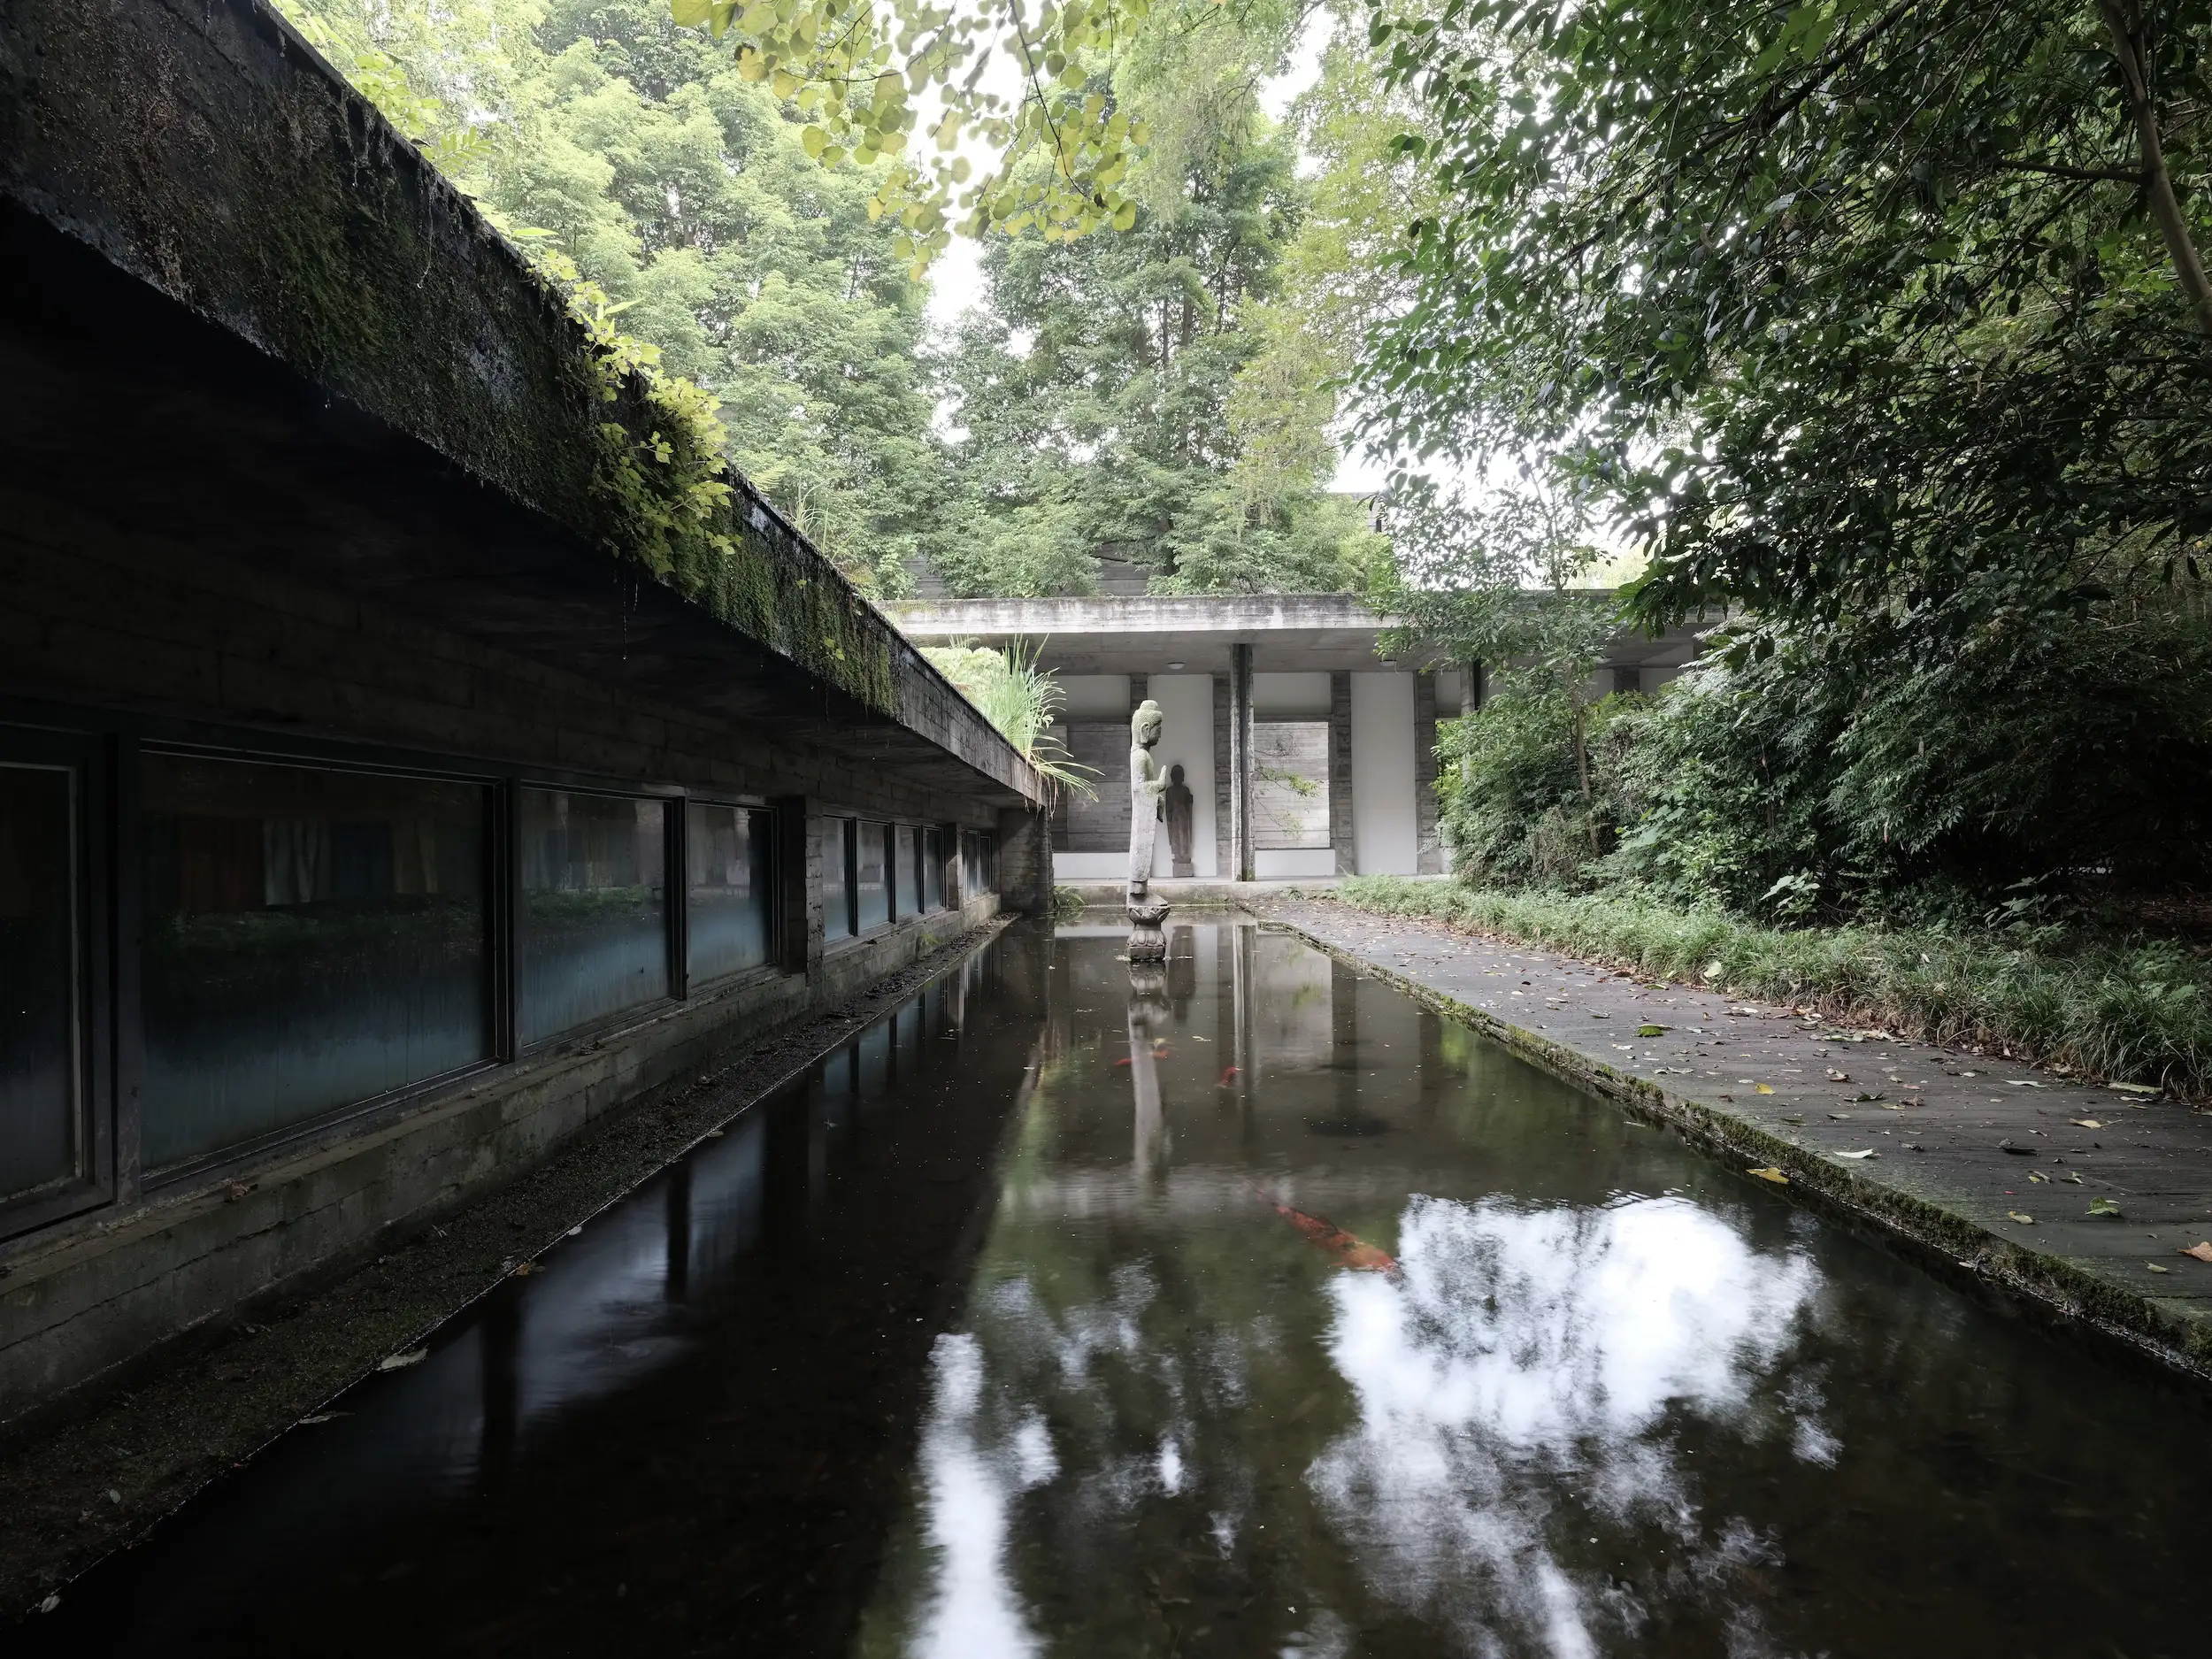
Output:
(0, 488), (998, 830)
(1353, 671), (1418, 875)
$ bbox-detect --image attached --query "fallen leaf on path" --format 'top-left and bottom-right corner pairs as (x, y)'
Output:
(2087, 1195), (2123, 1217)
(2109, 1081), (2158, 1094)
(2007, 1211), (2034, 1225)
(1702, 962), (1724, 980)
(1746, 1166), (1789, 1184)
(1755, 1084), (1775, 1094)
(2182, 1242), (2212, 1263)
(1834, 1149), (1877, 1160)
(377, 1349), (427, 1371)
(2148, 1263), (2170, 1273)
(1999, 1141), (2036, 1156)
(2007, 1080), (2046, 1088)
(2028, 1172), (2048, 1183)
(1637, 1025), (1667, 1037)
(2070, 1119), (2103, 1129)
(1827, 1070), (1850, 1082)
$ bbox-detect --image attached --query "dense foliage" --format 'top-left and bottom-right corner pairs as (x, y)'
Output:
(282, 0), (947, 593)
(1326, 876), (2212, 1092)
(927, 2), (1389, 595)
(1371, 0), (2212, 902)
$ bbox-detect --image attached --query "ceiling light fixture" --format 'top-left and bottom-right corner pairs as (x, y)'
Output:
(1166, 661), (1185, 670)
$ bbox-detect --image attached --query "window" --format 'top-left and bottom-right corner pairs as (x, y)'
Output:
(687, 803), (772, 985)
(0, 761), (81, 1205)
(1252, 723), (1331, 849)
(821, 818), (853, 941)
(979, 832), (998, 894)
(518, 789), (668, 1045)
(855, 821), (889, 933)
(922, 828), (944, 911)
(140, 753), (491, 1171)
(895, 825), (918, 921)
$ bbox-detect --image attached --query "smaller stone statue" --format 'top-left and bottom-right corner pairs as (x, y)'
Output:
(1126, 698), (1171, 963)
(1164, 764), (1195, 879)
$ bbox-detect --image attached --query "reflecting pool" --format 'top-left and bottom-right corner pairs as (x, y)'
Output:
(26, 924), (2212, 1657)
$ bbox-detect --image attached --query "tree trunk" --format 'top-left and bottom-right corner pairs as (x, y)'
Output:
(1571, 693), (1599, 857)
(2102, 0), (2212, 336)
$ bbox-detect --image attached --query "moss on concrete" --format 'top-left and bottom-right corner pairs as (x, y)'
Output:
(4, 0), (907, 719)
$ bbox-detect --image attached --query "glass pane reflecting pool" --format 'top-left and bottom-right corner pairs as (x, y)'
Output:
(31, 924), (2212, 1658)
(518, 790), (667, 1044)
(141, 754), (490, 1169)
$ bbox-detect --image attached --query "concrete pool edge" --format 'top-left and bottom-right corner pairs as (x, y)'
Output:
(1248, 900), (2212, 1390)
(0, 917), (1016, 1620)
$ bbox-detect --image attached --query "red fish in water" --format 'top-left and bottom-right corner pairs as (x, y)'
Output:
(1112, 1056), (1133, 1067)
(1218, 1065), (1240, 1086)
(1250, 1184), (1398, 1276)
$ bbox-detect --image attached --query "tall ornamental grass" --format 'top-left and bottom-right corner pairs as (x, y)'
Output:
(1324, 877), (2212, 1094)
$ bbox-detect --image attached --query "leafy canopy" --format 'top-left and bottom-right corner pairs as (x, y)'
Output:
(1366, 0), (2212, 635)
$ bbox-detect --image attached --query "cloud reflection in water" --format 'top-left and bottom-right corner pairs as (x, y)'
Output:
(1309, 1194), (1823, 1656)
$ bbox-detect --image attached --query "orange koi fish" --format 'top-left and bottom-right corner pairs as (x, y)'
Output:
(1249, 1184), (1399, 1277)
(1112, 1056), (1133, 1067)
(1218, 1065), (1240, 1086)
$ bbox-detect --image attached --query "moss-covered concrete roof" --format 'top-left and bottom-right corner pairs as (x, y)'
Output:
(0, 0), (1040, 806)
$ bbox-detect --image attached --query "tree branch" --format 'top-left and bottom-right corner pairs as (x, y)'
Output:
(2101, 0), (2212, 336)
(1991, 158), (2147, 184)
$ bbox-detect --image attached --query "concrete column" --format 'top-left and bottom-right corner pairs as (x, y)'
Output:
(1229, 643), (1255, 881)
(1414, 672), (1443, 874)
(1329, 670), (1355, 875)
(1212, 672), (1232, 879)
(772, 795), (820, 979)
(996, 804), (1055, 915)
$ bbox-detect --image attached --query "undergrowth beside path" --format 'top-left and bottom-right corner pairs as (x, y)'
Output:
(1313, 877), (2212, 1095)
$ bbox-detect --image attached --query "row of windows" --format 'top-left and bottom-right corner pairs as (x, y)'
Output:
(820, 818), (973, 943)
(0, 733), (992, 1236)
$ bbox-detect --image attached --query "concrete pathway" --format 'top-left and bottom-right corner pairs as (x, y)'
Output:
(1254, 896), (2212, 1381)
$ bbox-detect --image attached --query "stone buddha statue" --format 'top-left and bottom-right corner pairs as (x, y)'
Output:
(1125, 698), (1170, 961)
(1164, 764), (1194, 878)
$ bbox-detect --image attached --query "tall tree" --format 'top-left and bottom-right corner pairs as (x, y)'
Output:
(930, 0), (1386, 595)
(1365, 0), (2212, 632)
(280, 0), (949, 594)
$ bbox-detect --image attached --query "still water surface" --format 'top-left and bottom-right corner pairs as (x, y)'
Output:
(29, 923), (2210, 1656)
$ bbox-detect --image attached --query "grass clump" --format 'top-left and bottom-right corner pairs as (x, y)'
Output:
(1325, 876), (2212, 1094)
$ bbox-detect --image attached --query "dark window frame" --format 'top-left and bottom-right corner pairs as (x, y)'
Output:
(0, 695), (812, 1235)
(681, 797), (780, 992)
(512, 780), (683, 1056)
(134, 741), (507, 1190)
(0, 726), (113, 1241)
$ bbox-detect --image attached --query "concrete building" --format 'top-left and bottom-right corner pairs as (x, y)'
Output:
(0, 0), (1051, 1417)
(887, 595), (1708, 884)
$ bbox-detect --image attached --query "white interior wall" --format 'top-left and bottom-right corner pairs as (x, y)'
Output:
(1351, 672), (1417, 875)
(1147, 673), (1216, 877)
(1256, 849), (1337, 878)
(1252, 672), (1333, 717)
(1049, 674), (1216, 879)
